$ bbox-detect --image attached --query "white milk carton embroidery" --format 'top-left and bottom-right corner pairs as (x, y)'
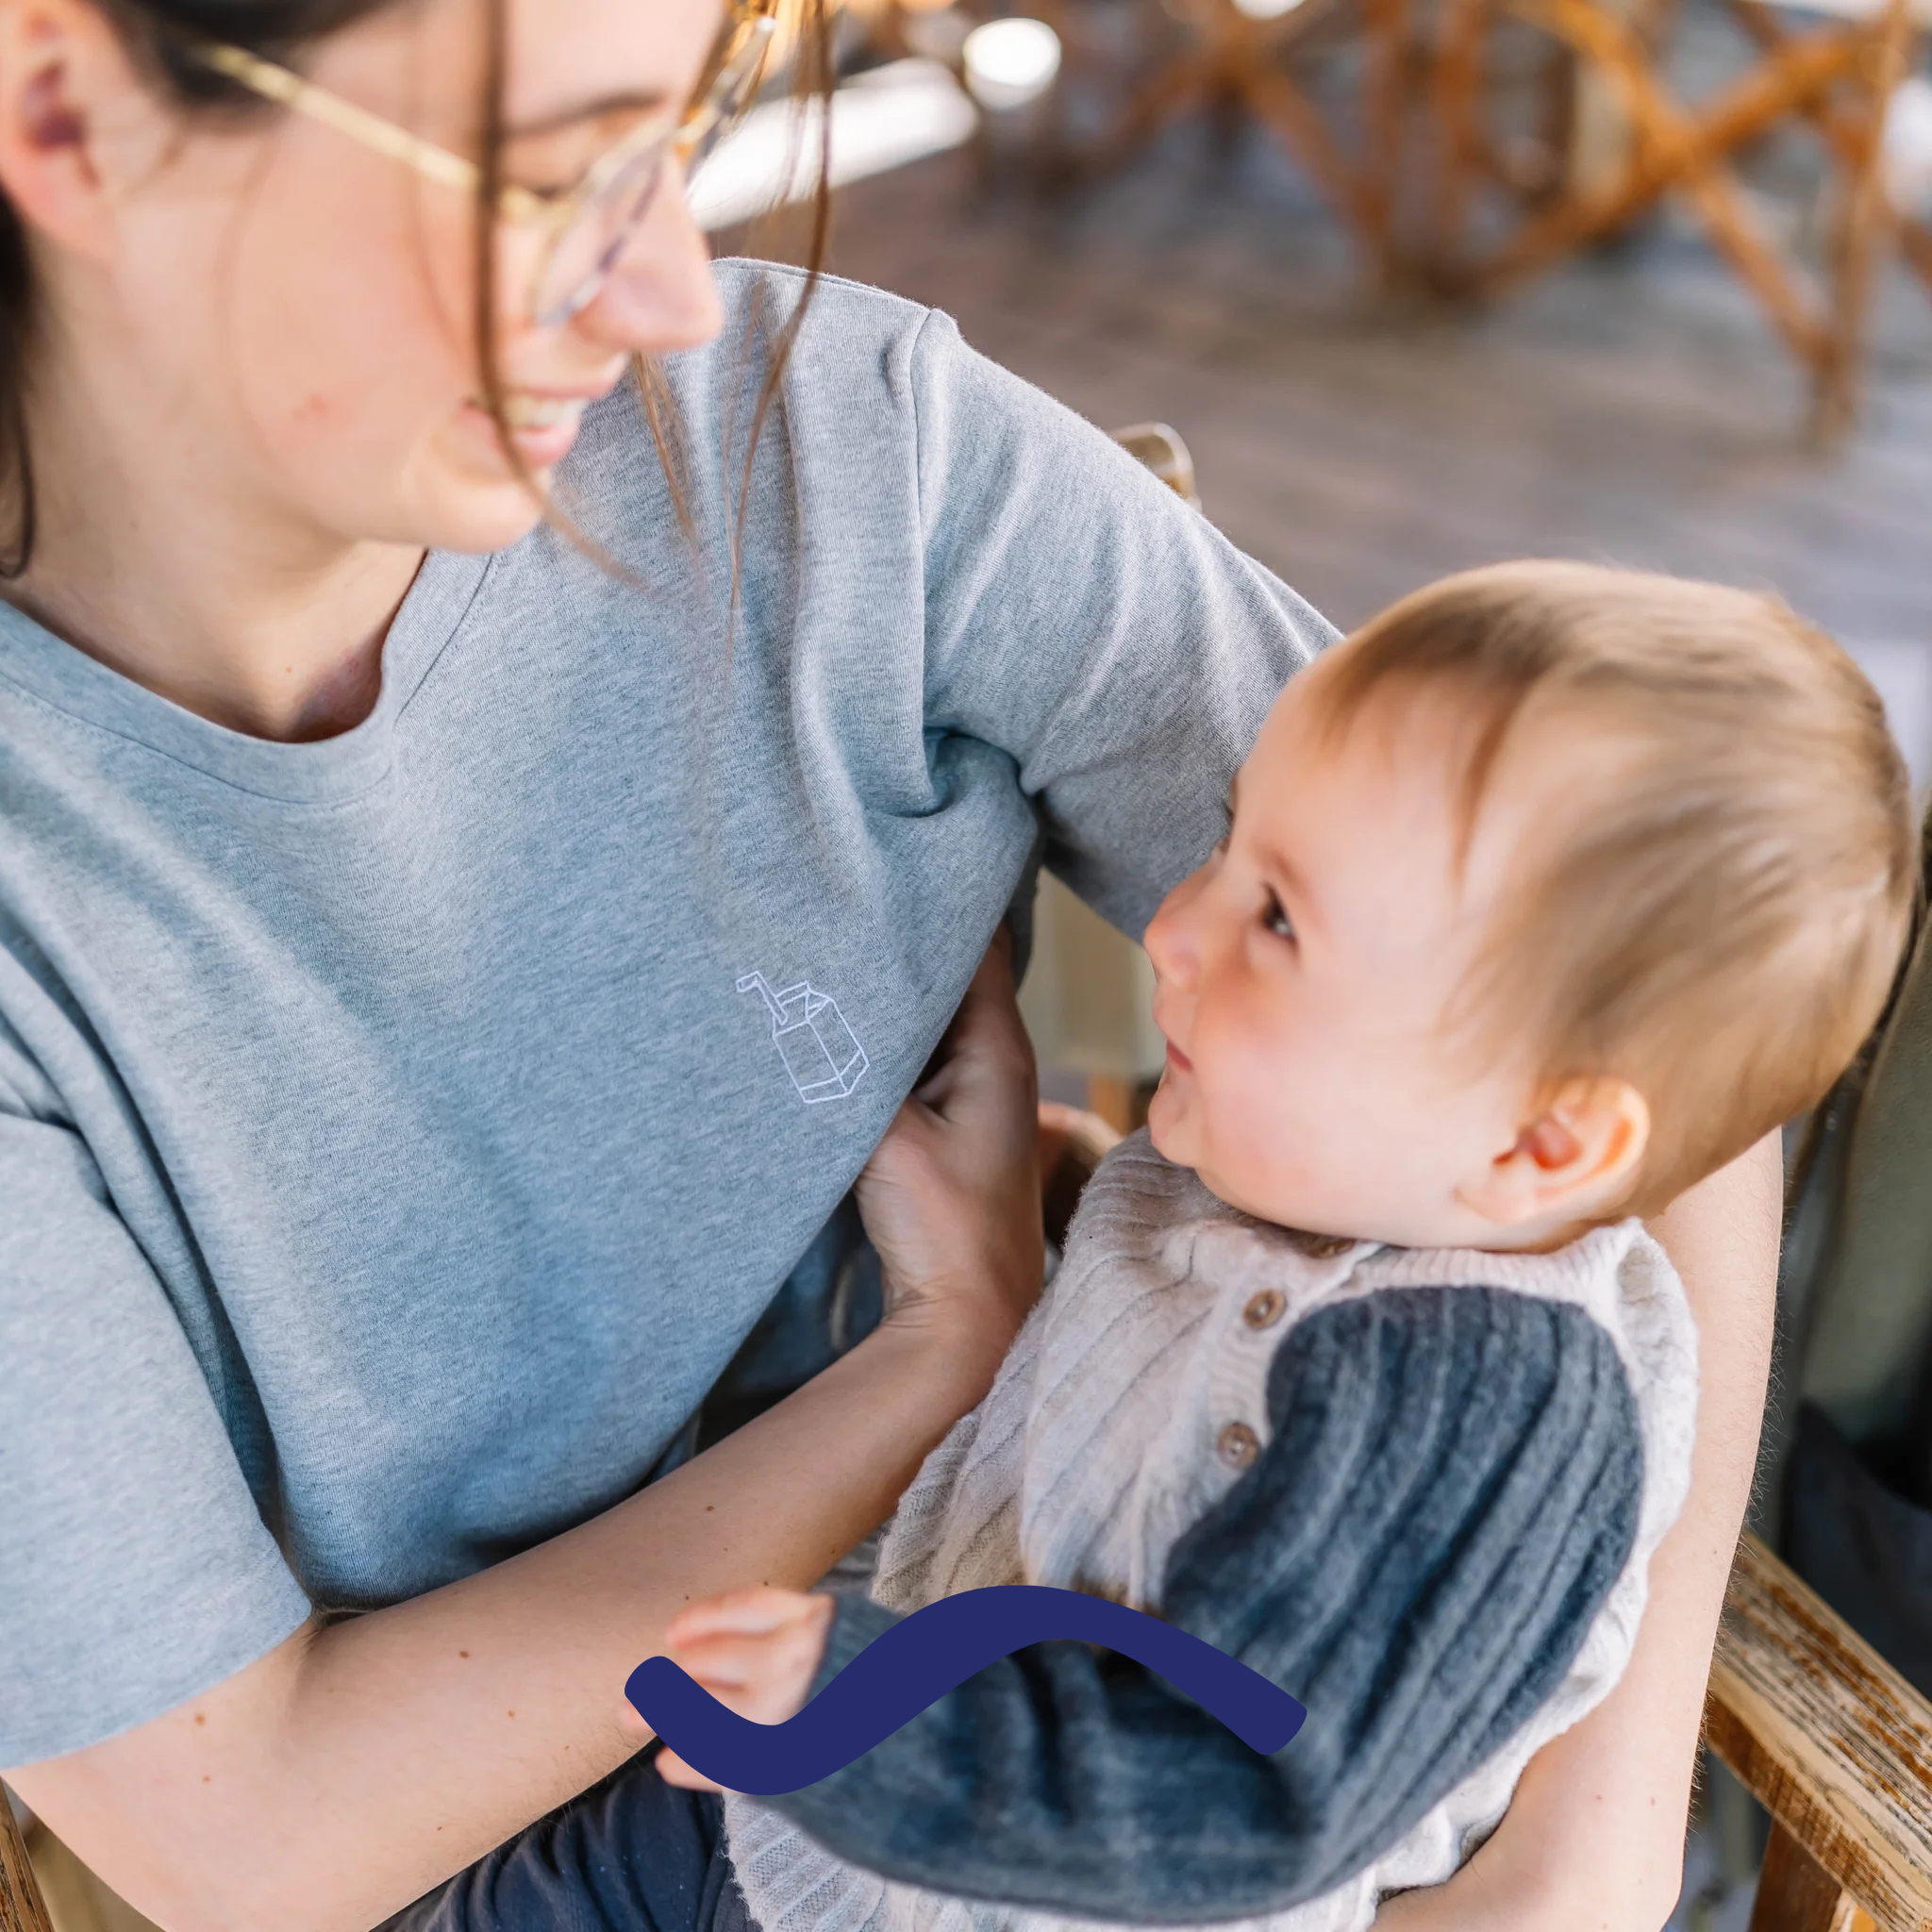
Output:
(737, 973), (870, 1104)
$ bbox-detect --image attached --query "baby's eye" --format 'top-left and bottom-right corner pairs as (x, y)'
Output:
(1262, 889), (1296, 942)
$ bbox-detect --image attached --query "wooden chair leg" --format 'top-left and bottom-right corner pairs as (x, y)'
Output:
(1810, 0), (1913, 439)
(1749, 1821), (1875, 1932)
(1679, 162), (1830, 370)
(1087, 47), (1219, 177)
(1428, 0), (1491, 278)
(1362, 0), (1414, 280)
(1242, 63), (1384, 242)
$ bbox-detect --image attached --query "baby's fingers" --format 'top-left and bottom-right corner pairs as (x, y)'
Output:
(663, 1584), (821, 1646)
(663, 1629), (791, 1691)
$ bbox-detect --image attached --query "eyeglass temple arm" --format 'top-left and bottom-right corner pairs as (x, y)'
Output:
(198, 42), (484, 195)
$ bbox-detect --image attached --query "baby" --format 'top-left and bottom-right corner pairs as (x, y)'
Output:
(655, 561), (1916, 1932)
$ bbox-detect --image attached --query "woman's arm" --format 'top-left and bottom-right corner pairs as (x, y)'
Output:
(1377, 1130), (1783, 1932)
(8, 946), (1043, 1932)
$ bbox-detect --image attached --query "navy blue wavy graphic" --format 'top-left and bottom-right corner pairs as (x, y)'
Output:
(625, 1583), (1306, 1794)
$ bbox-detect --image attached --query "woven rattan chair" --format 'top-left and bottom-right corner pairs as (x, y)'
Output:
(1429, 0), (1929, 436)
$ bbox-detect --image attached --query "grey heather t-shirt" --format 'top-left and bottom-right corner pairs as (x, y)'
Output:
(0, 261), (1332, 1768)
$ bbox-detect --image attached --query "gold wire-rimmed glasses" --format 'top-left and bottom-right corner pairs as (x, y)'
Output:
(188, 1), (777, 328)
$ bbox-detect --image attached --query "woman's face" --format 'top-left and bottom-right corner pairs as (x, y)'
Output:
(49, 0), (728, 555)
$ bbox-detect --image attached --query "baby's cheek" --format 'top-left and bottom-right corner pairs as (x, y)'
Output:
(1208, 1070), (1347, 1222)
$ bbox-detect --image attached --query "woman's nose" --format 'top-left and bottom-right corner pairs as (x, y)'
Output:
(573, 167), (725, 357)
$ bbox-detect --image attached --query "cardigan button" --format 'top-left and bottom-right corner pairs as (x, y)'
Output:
(1217, 1421), (1260, 1470)
(1243, 1289), (1286, 1330)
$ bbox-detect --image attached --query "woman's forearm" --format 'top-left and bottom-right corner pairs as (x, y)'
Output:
(12, 1316), (1006, 1932)
(1380, 1130), (1783, 1932)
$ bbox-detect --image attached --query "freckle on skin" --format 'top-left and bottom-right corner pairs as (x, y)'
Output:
(193, 1712), (206, 1725)
(459, 1650), (470, 1658)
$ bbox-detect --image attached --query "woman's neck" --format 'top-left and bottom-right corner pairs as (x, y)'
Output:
(6, 306), (428, 744)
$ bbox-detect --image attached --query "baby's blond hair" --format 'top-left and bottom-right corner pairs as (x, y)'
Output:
(1311, 560), (1918, 1213)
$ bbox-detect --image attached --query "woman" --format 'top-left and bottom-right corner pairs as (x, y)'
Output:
(0, 0), (1778, 1928)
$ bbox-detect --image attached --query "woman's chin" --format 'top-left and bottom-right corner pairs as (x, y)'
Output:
(406, 471), (556, 557)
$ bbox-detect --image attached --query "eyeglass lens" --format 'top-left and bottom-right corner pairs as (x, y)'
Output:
(533, 137), (677, 327)
(531, 15), (770, 326)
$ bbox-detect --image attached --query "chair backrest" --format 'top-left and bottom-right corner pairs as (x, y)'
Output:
(1109, 423), (1202, 508)
(0, 1790), (53, 1932)
(1707, 1534), (1932, 1931)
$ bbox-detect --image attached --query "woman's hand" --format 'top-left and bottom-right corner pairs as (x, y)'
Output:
(653, 1586), (837, 1793)
(858, 928), (1044, 1377)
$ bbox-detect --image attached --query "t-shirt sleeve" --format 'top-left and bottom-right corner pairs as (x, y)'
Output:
(760, 1288), (1643, 1922)
(908, 308), (1339, 939)
(0, 1101), (313, 1768)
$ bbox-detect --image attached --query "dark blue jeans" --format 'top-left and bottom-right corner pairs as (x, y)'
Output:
(379, 1755), (749, 1932)
(381, 1201), (880, 1932)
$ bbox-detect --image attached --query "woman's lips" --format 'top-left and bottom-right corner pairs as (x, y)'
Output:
(464, 393), (596, 469)
(1164, 1041), (1193, 1075)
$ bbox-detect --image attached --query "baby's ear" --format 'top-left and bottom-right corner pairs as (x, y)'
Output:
(1456, 1076), (1651, 1234)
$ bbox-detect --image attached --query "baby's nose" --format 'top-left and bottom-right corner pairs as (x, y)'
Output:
(1144, 879), (1203, 988)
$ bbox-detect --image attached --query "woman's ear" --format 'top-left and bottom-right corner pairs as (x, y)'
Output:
(1454, 1075), (1651, 1234)
(0, 0), (155, 261)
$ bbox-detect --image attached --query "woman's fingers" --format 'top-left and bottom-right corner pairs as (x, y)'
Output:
(857, 925), (1044, 1367)
(664, 1624), (828, 1695)
(660, 1588), (835, 1725)
(912, 929), (1029, 1120)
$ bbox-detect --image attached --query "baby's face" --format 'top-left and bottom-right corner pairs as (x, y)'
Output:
(1144, 663), (1566, 1249)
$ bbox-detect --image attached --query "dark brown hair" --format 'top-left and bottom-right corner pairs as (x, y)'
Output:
(0, 0), (832, 575)
(1308, 560), (1919, 1211)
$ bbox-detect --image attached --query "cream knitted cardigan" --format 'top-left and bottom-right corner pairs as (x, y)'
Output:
(725, 1134), (1699, 1932)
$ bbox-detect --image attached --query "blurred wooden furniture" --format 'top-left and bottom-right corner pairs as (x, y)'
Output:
(1111, 421), (1204, 505)
(1062, 0), (1418, 282)
(1707, 1532), (1932, 1931)
(1431, 0), (1930, 433)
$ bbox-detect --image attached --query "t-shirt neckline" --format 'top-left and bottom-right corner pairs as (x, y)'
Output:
(0, 547), (493, 805)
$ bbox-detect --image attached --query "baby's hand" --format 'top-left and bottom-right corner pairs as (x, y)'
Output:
(652, 1586), (838, 1792)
